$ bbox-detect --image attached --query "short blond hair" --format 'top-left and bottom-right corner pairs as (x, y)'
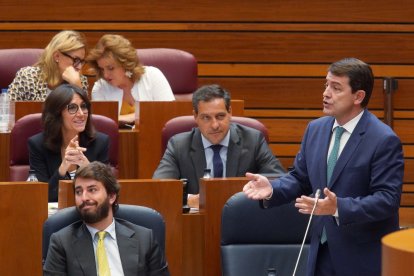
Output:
(35, 30), (87, 88)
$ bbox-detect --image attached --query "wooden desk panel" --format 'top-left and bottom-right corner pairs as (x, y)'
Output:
(0, 182), (48, 276)
(199, 177), (247, 276)
(382, 228), (414, 275)
(58, 179), (183, 276)
(138, 100), (244, 178)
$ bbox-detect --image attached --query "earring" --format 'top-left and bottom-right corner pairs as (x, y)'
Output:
(55, 60), (59, 63)
(125, 71), (132, 78)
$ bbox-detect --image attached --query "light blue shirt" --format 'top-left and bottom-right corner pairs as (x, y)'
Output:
(86, 219), (125, 276)
(201, 131), (230, 177)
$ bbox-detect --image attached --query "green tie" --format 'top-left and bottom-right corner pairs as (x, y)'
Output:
(327, 127), (345, 183)
(96, 231), (111, 276)
(321, 126), (345, 244)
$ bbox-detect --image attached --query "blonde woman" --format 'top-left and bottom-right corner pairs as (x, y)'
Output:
(87, 34), (174, 126)
(8, 30), (88, 101)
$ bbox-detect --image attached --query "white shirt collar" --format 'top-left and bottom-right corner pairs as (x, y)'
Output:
(201, 128), (230, 149)
(86, 218), (117, 241)
(332, 109), (364, 134)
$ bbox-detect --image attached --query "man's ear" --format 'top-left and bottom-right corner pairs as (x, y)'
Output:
(108, 193), (116, 205)
(193, 110), (197, 119)
(354, 90), (366, 105)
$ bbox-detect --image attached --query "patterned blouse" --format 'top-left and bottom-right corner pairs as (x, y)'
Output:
(8, 66), (89, 101)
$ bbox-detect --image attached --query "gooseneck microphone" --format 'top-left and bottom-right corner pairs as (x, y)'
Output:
(292, 189), (321, 276)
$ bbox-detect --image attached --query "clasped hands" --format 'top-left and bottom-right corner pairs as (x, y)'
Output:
(59, 135), (89, 176)
(243, 172), (337, 216)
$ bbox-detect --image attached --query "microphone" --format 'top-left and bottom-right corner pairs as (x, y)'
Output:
(292, 189), (321, 276)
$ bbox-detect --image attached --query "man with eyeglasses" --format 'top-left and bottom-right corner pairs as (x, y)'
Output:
(8, 30), (89, 101)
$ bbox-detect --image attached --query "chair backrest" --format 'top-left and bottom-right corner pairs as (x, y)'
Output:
(221, 192), (309, 276)
(137, 48), (198, 100)
(0, 48), (43, 89)
(9, 113), (119, 181)
(161, 115), (269, 155)
(42, 204), (166, 264)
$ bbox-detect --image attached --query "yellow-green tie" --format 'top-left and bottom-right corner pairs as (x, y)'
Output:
(97, 231), (111, 276)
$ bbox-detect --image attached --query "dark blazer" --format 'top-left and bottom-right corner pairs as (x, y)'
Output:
(28, 132), (109, 202)
(153, 123), (286, 194)
(43, 219), (170, 276)
(266, 110), (404, 276)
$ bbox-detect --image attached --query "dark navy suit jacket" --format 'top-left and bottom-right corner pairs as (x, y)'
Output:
(267, 110), (404, 276)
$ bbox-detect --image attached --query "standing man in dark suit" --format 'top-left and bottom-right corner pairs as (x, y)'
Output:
(244, 58), (404, 276)
(43, 161), (169, 276)
(153, 84), (285, 207)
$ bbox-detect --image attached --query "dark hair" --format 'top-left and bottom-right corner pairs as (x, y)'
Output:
(74, 161), (120, 213)
(192, 84), (231, 114)
(42, 84), (95, 152)
(328, 58), (374, 108)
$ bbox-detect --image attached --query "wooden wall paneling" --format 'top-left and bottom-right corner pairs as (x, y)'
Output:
(199, 78), (386, 109)
(2, 1), (414, 22)
(2, 31), (414, 64)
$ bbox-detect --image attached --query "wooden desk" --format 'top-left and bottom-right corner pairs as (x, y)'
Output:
(382, 228), (414, 275)
(137, 100), (244, 178)
(0, 182), (48, 276)
(58, 179), (183, 276)
(199, 177), (248, 276)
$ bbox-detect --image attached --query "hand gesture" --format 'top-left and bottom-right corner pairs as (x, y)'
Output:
(243, 172), (273, 200)
(59, 135), (88, 176)
(295, 187), (337, 215)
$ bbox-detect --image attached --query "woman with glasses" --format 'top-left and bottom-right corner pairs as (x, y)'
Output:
(28, 84), (109, 202)
(87, 34), (175, 127)
(8, 30), (88, 101)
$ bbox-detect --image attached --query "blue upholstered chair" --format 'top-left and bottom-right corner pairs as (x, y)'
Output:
(42, 204), (166, 265)
(221, 192), (310, 276)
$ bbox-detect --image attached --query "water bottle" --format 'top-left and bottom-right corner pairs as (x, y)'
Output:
(0, 89), (10, 132)
(27, 169), (39, 182)
(203, 168), (212, 179)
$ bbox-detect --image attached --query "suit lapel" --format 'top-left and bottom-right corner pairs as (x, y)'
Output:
(226, 125), (241, 176)
(190, 129), (207, 183)
(73, 224), (98, 276)
(329, 111), (368, 188)
(116, 221), (138, 275)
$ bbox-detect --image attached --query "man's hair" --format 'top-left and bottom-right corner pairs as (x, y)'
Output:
(328, 57), (374, 108)
(192, 84), (231, 114)
(74, 161), (120, 212)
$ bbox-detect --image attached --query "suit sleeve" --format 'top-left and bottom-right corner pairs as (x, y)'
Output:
(28, 136), (69, 202)
(146, 231), (170, 276)
(254, 133), (286, 177)
(43, 233), (68, 276)
(152, 138), (181, 179)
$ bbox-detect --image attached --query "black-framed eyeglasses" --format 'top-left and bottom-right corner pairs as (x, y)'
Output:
(67, 102), (89, 115)
(60, 51), (86, 67)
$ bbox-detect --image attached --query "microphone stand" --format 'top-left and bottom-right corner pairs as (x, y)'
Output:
(292, 189), (321, 276)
